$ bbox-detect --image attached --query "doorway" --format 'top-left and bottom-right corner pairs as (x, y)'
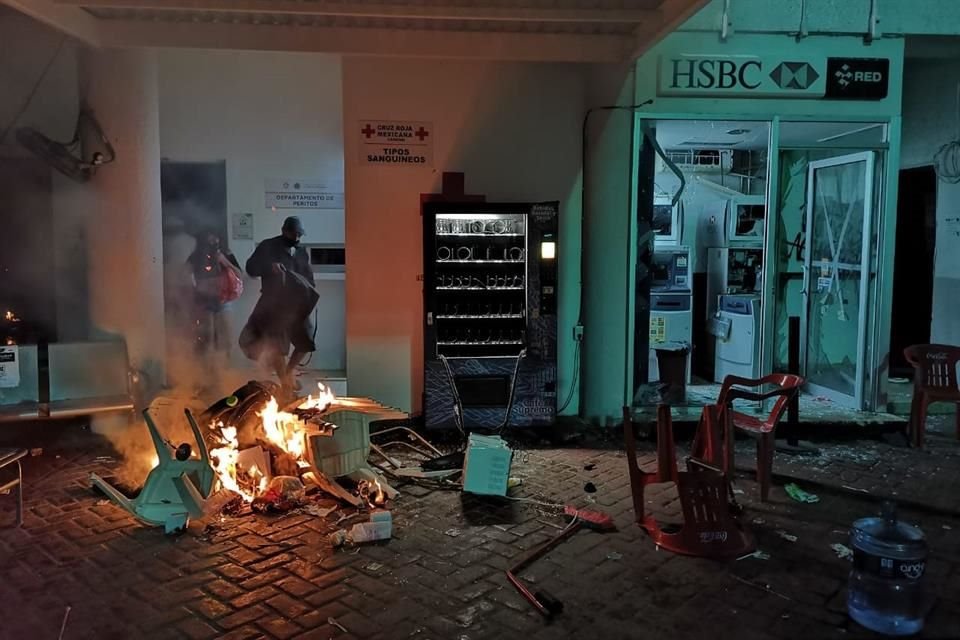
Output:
(159, 160), (228, 388)
(890, 166), (936, 378)
(801, 152), (875, 408)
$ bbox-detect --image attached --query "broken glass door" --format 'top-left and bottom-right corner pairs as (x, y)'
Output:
(801, 152), (875, 408)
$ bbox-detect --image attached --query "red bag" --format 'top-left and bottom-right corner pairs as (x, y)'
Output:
(219, 268), (244, 304)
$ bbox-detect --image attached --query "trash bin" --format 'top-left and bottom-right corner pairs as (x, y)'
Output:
(655, 342), (689, 405)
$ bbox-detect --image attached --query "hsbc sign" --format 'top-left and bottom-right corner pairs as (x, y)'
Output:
(658, 55), (889, 101)
(659, 55), (825, 98)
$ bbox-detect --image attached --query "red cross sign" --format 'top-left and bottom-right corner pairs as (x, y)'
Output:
(361, 124), (376, 138)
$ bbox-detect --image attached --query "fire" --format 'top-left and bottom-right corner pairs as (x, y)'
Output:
(209, 423), (267, 502)
(299, 382), (335, 411)
(259, 397), (307, 460)
(4, 310), (19, 322)
(208, 382), (337, 502)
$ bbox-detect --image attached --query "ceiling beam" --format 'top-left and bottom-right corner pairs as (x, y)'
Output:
(55, 0), (657, 23)
(97, 19), (629, 62)
(2, 0), (100, 43)
(628, 0), (710, 61)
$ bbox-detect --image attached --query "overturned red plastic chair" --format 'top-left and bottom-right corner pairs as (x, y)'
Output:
(623, 404), (755, 558)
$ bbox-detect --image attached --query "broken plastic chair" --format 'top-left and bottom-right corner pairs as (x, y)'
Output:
(623, 404), (755, 558)
(90, 408), (216, 533)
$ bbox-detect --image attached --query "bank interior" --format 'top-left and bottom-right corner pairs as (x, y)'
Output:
(636, 118), (898, 422)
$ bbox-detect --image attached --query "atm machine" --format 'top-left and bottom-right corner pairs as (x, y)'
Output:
(714, 294), (762, 382)
(706, 247), (763, 319)
(648, 246), (693, 383)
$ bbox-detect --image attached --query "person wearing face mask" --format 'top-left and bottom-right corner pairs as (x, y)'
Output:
(240, 216), (318, 391)
(188, 230), (242, 378)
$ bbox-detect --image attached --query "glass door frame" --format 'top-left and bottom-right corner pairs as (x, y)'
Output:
(800, 151), (876, 409)
(758, 116), (899, 413)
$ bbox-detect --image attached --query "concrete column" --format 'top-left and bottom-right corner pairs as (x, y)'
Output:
(81, 47), (165, 389)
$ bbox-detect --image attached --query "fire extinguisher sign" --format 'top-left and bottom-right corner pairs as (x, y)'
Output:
(359, 120), (433, 167)
(0, 346), (20, 388)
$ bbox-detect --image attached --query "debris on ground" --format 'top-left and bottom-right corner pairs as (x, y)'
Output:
(737, 550), (771, 561)
(252, 475), (306, 513)
(300, 503), (337, 518)
(333, 510), (393, 547)
(584, 463), (596, 471)
(58, 605), (71, 640)
(730, 574), (792, 601)
(364, 562), (384, 572)
(831, 543), (854, 560)
(445, 528), (463, 537)
(776, 530), (798, 543)
(327, 617), (349, 633)
(462, 433), (513, 497)
(583, 482), (597, 493)
(606, 552), (623, 561)
(785, 483), (820, 503)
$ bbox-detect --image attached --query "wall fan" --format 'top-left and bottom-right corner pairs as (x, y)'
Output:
(16, 106), (115, 183)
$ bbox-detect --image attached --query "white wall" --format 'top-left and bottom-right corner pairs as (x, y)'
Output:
(342, 58), (587, 413)
(158, 49), (346, 372)
(901, 58), (960, 346)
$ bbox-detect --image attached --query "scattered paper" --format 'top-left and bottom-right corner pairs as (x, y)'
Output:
(738, 550), (771, 561)
(444, 528), (463, 538)
(776, 530), (798, 543)
(363, 562), (384, 572)
(606, 552), (623, 561)
(302, 504), (337, 518)
(831, 543), (853, 561)
(785, 483), (820, 504)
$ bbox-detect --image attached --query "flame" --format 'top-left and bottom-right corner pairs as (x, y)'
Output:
(298, 382), (336, 411)
(209, 423), (267, 502)
(4, 310), (19, 322)
(259, 398), (307, 460)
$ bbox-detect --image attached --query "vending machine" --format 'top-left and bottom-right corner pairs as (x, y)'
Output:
(422, 202), (559, 430)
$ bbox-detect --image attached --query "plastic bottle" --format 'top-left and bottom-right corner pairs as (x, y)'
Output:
(848, 502), (927, 636)
(348, 511), (392, 543)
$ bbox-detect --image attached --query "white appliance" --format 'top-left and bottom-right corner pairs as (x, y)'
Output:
(714, 294), (762, 382)
(706, 247), (763, 320)
(653, 197), (684, 247)
(649, 293), (693, 383)
(727, 195), (766, 247)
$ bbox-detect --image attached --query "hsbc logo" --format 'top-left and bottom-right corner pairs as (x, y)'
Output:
(668, 58), (763, 91)
(660, 56), (824, 98)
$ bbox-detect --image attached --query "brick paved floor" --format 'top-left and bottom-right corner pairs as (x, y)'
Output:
(1, 419), (959, 640)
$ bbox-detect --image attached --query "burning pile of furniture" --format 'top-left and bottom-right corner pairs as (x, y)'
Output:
(90, 380), (407, 533)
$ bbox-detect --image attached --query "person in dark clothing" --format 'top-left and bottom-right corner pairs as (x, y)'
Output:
(188, 230), (242, 364)
(240, 216), (318, 390)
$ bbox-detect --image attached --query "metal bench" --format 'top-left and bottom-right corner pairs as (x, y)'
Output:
(0, 341), (134, 423)
(0, 448), (27, 527)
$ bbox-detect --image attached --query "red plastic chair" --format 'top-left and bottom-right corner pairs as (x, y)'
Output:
(904, 344), (960, 448)
(707, 373), (804, 502)
(623, 405), (755, 559)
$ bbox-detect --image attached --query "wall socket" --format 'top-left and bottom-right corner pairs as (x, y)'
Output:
(573, 325), (584, 341)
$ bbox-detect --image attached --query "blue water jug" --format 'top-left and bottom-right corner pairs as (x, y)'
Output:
(848, 502), (927, 636)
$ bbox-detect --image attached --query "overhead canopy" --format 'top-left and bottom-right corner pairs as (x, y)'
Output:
(3, 0), (709, 62)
